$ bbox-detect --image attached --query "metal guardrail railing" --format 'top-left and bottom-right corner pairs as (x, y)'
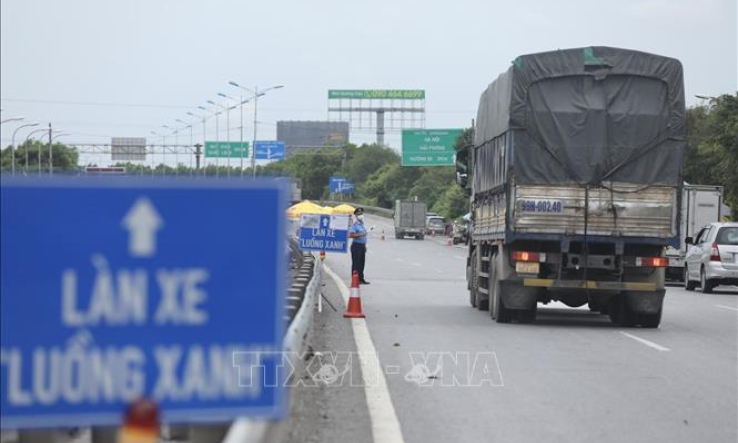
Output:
(320, 200), (393, 218)
(223, 243), (321, 443)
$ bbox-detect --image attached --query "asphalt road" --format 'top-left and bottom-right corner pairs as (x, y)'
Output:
(283, 214), (738, 443)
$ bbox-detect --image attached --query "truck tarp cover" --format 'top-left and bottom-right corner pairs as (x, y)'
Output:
(474, 47), (685, 188)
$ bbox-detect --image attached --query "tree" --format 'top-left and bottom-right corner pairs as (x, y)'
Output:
(684, 94), (738, 219)
(432, 184), (468, 220)
(345, 144), (399, 184)
(1, 141), (79, 172)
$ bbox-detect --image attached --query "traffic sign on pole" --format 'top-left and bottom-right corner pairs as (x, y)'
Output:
(204, 141), (250, 158)
(329, 177), (355, 194)
(401, 129), (462, 166)
(298, 214), (350, 253)
(254, 141), (285, 160)
(0, 178), (287, 428)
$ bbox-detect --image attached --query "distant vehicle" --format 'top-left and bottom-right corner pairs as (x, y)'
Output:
(684, 222), (738, 293)
(425, 216), (446, 235)
(459, 47), (686, 328)
(394, 200), (427, 240)
(665, 184), (723, 282)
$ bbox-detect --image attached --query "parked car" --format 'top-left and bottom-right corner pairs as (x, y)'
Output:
(425, 216), (446, 235)
(684, 222), (738, 293)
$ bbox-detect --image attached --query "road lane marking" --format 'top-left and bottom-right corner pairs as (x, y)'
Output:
(620, 332), (671, 352)
(324, 264), (405, 443)
(453, 255), (465, 260)
(715, 305), (738, 312)
(393, 257), (405, 262)
(410, 262), (421, 267)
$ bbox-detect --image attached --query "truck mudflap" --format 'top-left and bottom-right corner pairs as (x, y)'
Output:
(521, 278), (659, 292)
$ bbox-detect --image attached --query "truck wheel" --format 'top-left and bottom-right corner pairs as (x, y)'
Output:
(418, 234), (425, 240)
(469, 249), (478, 308)
(700, 268), (715, 294)
(608, 296), (635, 327)
(517, 307), (537, 323)
(639, 306), (662, 328)
(490, 253), (512, 323)
(684, 266), (698, 291)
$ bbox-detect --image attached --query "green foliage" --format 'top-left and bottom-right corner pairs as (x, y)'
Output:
(346, 144), (399, 184)
(431, 182), (468, 219)
(408, 167), (455, 209)
(684, 94), (738, 220)
(1, 141), (79, 172)
(358, 163), (422, 208)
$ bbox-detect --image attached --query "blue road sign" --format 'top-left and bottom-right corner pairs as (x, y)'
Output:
(329, 177), (355, 194)
(298, 214), (350, 253)
(0, 178), (287, 428)
(254, 141), (285, 160)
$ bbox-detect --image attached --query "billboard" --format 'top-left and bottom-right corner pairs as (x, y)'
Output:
(328, 90), (425, 100)
(402, 129), (463, 166)
(329, 177), (355, 194)
(111, 137), (146, 161)
(277, 121), (349, 154)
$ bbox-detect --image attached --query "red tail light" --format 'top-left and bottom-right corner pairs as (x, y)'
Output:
(512, 251), (546, 262)
(710, 243), (721, 261)
(635, 257), (669, 267)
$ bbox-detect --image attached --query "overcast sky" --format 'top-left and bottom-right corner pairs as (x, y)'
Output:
(1, 0), (736, 165)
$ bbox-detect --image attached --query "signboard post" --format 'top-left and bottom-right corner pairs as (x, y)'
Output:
(401, 129), (463, 166)
(298, 214), (350, 253)
(0, 178), (286, 428)
(254, 141), (285, 160)
(204, 141), (250, 158)
(329, 177), (355, 195)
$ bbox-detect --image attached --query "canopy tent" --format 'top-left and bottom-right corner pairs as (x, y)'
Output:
(286, 200), (331, 218)
(330, 204), (356, 215)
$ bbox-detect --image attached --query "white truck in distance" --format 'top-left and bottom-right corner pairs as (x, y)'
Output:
(665, 184), (724, 282)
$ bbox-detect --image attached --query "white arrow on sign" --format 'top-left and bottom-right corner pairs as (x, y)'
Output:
(121, 197), (163, 258)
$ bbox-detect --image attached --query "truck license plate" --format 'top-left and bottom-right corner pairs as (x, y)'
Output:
(519, 199), (563, 214)
(516, 262), (540, 274)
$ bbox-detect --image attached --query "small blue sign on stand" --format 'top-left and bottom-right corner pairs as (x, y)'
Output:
(329, 177), (355, 194)
(0, 178), (287, 429)
(298, 214), (350, 253)
(254, 141), (285, 160)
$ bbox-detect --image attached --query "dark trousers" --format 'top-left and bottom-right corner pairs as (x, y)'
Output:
(351, 242), (366, 281)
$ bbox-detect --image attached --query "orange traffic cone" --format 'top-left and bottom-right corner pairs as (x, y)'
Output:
(319, 250), (326, 261)
(117, 398), (159, 443)
(343, 271), (366, 318)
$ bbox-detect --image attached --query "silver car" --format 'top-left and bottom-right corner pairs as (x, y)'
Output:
(684, 222), (738, 293)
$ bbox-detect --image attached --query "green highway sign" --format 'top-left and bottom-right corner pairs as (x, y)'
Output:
(204, 141), (250, 158)
(401, 129), (463, 166)
(328, 89), (425, 100)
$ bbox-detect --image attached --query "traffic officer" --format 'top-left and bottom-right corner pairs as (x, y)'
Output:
(349, 207), (370, 284)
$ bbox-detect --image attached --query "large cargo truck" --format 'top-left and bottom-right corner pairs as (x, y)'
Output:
(394, 200), (427, 240)
(460, 47), (685, 328)
(665, 184), (723, 281)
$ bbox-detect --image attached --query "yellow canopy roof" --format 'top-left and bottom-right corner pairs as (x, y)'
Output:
(286, 200), (331, 218)
(331, 203), (356, 215)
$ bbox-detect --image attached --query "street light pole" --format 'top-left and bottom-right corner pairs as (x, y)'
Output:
(1, 116), (24, 125)
(229, 82), (284, 179)
(11, 122), (39, 175)
(24, 128), (48, 174)
(208, 101), (229, 178)
(47, 123), (52, 175)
